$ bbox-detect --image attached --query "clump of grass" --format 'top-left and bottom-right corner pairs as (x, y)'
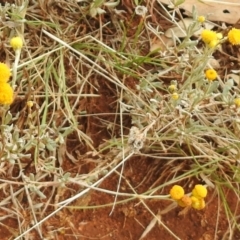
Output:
(1, 0), (240, 239)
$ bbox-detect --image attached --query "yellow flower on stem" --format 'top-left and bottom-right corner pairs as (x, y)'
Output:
(201, 30), (218, 44)
(205, 69), (217, 81)
(0, 82), (14, 105)
(234, 98), (240, 107)
(192, 184), (207, 199)
(27, 100), (34, 108)
(201, 30), (222, 48)
(216, 33), (223, 40)
(0, 63), (11, 83)
(191, 196), (206, 210)
(168, 84), (177, 93)
(170, 185), (184, 200)
(228, 28), (240, 45)
(171, 92), (179, 100)
(197, 16), (205, 23)
(10, 36), (23, 50)
(208, 40), (218, 48)
(10, 36), (23, 87)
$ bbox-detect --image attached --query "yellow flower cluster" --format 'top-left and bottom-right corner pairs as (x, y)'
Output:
(10, 36), (23, 50)
(234, 98), (240, 107)
(0, 63), (11, 83)
(197, 16), (205, 23)
(27, 100), (34, 108)
(170, 184), (208, 210)
(0, 83), (14, 105)
(171, 92), (179, 100)
(168, 84), (179, 100)
(205, 69), (217, 81)
(0, 63), (13, 105)
(228, 28), (240, 45)
(170, 185), (184, 200)
(201, 30), (223, 48)
(168, 84), (177, 93)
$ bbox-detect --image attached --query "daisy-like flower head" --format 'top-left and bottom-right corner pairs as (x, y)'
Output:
(10, 36), (23, 50)
(27, 100), (34, 108)
(233, 98), (240, 107)
(205, 69), (217, 81)
(191, 196), (206, 210)
(228, 28), (240, 45)
(216, 33), (223, 40)
(192, 184), (207, 199)
(208, 40), (219, 48)
(170, 185), (184, 200)
(197, 16), (205, 23)
(201, 30), (218, 44)
(0, 82), (14, 105)
(0, 63), (11, 83)
(168, 84), (177, 93)
(171, 92), (179, 100)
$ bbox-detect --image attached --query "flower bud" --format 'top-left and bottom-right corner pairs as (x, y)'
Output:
(10, 36), (23, 50)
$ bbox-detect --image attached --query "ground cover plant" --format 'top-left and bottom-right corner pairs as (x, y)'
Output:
(0, 0), (240, 239)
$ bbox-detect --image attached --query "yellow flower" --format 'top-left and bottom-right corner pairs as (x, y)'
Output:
(234, 98), (240, 107)
(168, 84), (177, 93)
(201, 30), (218, 44)
(0, 63), (11, 83)
(228, 28), (240, 45)
(171, 92), (179, 100)
(216, 33), (223, 40)
(177, 195), (192, 207)
(191, 196), (206, 210)
(10, 36), (23, 50)
(170, 185), (184, 200)
(208, 40), (219, 48)
(205, 69), (217, 81)
(192, 184), (207, 199)
(27, 101), (34, 108)
(0, 82), (14, 105)
(197, 16), (205, 23)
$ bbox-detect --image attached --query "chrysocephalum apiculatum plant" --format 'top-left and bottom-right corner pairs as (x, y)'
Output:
(1, 2), (240, 239)
(127, 6), (240, 237)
